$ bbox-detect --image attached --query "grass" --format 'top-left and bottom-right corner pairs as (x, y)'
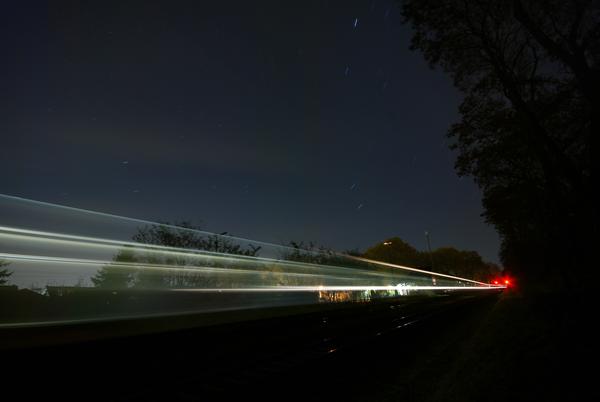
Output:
(436, 294), (559, 400)
(382, 290), (596, 401)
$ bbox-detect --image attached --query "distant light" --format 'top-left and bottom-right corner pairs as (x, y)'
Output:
(383, 241), (392, 246)
(493, 280), (499, 285)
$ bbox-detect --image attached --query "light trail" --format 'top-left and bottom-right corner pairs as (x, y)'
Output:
(1, 251), (504, 290)
(0, 226), (386, 276)
(0, 225), (262, 262)
(0, 252), (356, 281)
(172, 285), (505, 292)
(1, 252), (503, 293)
(0, 225), (490, 284)
(0, 193), (493, 285)
(350, 256), (490, 286)
(0, 194), (330, 258)
(0, 193), (503, 328)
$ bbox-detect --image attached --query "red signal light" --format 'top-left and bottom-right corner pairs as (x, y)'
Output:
(493, 280), (499, 285)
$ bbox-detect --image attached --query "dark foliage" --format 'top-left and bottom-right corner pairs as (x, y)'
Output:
(132, 221), (261, 256)
(401, 0), (598, 289)
(363, 237), (500, 282)
(92, 222), (261, 289)
(0, 260), (12, 286)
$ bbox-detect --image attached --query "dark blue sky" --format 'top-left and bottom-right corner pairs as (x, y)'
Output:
(1, 0), (500, 263)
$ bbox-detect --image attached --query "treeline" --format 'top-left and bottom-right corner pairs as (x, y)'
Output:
(281, 238), (500, 282)
(88, 221), (499, 289)
(361, 237), (501, 282)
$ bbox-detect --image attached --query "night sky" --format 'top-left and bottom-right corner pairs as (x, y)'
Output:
(1, 0), (500, 263)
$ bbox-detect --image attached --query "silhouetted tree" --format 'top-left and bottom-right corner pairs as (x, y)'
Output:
(282, 241), (366, 270)
(363, 238), (500, 281)
(284, 241), (335, 264)
(0, 260), (12, 285)
(401, 0), (598, 288)
(431, 247), (500, 282)
(91, 248), (136, 289)
(133, 221), (261, 256)
(345, 248), (362, 257)
(363, 237), (424, 267)
(92, 222), (261, 289)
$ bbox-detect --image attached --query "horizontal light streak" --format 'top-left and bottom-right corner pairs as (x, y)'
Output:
(0, 253), (352, 281)
(173, 285), (504, 292)
(0, 194), (330, 257)
(0, 227), (379, 276)
(0, 194), (504, 330)
(350, 256), (489, 286)
(0, 226), (489, 286)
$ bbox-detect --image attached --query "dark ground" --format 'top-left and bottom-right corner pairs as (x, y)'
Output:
(369, 291), (597, 402)
(2, 291), (595, 401)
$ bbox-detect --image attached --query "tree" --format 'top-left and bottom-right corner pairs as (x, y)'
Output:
(362, 238), (499, 282)
(284, 241), (336, 264)
(362, 237), (424, 267)
(0, 260), (12, 285)
(133, 221), (261, 256)
(282, 241), (367, 271)
(401, 0), (598, 288)
(91, 248), (136, 289)
(91, 222), (261, 289)
(431, 247), (500, 282)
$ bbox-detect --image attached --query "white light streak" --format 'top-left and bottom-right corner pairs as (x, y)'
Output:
(0, 194), (494, 287)
(173, 285), (505, 292)
(0, 252), (352, 280)
(0, 226), (491, 285)
(350, 256), (490, 286)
